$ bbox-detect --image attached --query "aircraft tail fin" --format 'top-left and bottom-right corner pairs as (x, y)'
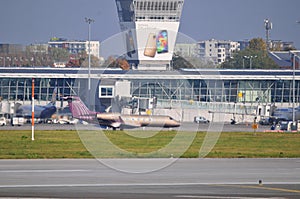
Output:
(46, 87), (58, 106)
(65, 96), (96, 120)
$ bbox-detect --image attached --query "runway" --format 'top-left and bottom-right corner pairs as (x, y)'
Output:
(0, 159), (299, 198)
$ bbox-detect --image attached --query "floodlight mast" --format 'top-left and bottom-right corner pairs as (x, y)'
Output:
(290, 50), (300, 129)
(85, 17), (94, 109)
(85, 17), (95, 92)
(291, 21), (300, 129)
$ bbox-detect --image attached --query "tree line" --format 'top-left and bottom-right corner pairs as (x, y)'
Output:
(0, 38), (290, 69)
(0, 47), (101, 68)
(220, 38), (279, 69)
(171, 38), (291, 70)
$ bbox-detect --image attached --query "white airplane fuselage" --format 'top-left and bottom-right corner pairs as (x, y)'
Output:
(96, 113), (180, 129)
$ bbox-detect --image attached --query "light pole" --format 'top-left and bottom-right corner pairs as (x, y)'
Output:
(85, 17), (95, 91)
(290, 50), (300, 128)
(249, 56), (257, 69)
(243, 55), (257, 69)
(291, 18), (300, 129)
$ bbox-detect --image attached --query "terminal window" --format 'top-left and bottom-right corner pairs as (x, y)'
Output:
(99, 87), (114, 98)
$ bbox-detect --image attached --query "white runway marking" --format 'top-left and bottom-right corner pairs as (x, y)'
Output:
(0, 169), (88, 173)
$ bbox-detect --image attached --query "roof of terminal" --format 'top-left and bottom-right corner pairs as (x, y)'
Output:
(0, 67), (299, 80)
(268, 51), (291, 68)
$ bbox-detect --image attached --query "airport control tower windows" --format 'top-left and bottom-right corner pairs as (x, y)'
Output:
(133, 0), (184, 22)
(133, 0), (183, 11)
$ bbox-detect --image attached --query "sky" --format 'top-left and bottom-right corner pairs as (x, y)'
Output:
(1, 0), (300, 48)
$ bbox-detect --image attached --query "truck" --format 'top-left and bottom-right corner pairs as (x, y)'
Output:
(11, 117), (25, 126)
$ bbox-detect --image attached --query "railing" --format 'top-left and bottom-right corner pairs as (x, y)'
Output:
(157, 99), (257, 115)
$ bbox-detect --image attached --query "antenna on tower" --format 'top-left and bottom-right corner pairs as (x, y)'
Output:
(264, 18), (272, 51)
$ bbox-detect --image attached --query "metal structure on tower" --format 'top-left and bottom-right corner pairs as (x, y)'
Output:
(264, 18), (272, 51)
(115, 0), (185, 70)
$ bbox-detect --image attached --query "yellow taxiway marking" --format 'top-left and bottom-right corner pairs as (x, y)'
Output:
(214, 184), (300, 194)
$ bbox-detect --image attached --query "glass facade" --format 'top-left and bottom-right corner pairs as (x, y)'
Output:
(0, 78), (79, 103)
(129, 79), (300, 104)
(0, 78), (299, 105)
(0, 69), (299, 110)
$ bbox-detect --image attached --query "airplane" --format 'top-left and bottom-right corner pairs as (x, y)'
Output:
(15, 88), (57, 120)
(65, 96), (180, 130)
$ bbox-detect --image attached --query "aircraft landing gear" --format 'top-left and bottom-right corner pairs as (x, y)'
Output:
(231, 119), (236, 125)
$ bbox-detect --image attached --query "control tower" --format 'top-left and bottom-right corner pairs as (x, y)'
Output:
(115, 0), (184, 70)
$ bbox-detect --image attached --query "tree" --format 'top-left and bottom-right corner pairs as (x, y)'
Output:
(116, 58), (130, 70)
(172, 55), (215, 70)
(49, 48), (69, 62)
(102, 56), (118, 68)
(80, 55), (101, 67)
(172, 55), (194, 69)
(221, 38), (279, 69)
(101, 56), (130, 70)
(249, 38), (267, 52)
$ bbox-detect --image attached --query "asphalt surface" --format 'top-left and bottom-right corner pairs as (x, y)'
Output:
(0, 159), (299, 198)
(0, 122), (272, 132)
(0, 123), (296, 198)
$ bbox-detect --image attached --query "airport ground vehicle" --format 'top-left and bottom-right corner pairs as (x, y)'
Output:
(259, 117), (273, 125)
(270, 120), (298, 131)
(54, 118), (79, 125)
(0, 117), (7, 126)
(194, 116), (209, 123)
(11, 117), (25, 126)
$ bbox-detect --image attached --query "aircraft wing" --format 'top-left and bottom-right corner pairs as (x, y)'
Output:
(96, 113), (143, 128)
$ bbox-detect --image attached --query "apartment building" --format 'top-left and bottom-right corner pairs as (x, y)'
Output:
(198, 39), (240, 65)
(48, 38), (100, 58)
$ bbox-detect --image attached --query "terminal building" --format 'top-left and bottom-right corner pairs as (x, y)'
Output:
(0, 1), (299, 123)
(0, 67), (299, 122)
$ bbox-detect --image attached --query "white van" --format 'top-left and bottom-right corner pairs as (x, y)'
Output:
(194, 116), (210, 123)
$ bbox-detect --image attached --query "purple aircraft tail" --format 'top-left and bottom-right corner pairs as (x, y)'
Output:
(66, 96), (97, 120)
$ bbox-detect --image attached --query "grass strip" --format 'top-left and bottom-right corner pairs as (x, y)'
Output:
(0, 130), (299, 159)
